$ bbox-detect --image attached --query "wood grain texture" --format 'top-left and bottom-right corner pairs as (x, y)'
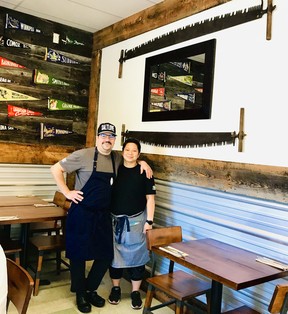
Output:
(140, 153), (288, 203)
(93, 0), (231, 49)
(0, 142), (75, 164)
(0, 7), (92, 148)
(86, 50), (101, 147)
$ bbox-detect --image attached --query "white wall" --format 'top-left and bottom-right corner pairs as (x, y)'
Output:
(98, 0), (287, 168)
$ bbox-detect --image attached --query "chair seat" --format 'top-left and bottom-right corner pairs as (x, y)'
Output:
(1, 238), (22, 253)
(1, 238), (22, 264)
(224, 305), (260, 314)
(28, 234), (68, 296)
(146, 270), (211, 301)
(29, 221), (62, 235)
(29, 235), (65, 251)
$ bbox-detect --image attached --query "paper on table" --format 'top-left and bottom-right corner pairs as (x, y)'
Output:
(256, 256), (288, 271)
(34, 203), (56, 207)
(159, 245), (189, 258)
(0, 216), (19, 220)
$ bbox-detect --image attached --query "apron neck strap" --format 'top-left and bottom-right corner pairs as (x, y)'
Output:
(94, 147), (116, 178)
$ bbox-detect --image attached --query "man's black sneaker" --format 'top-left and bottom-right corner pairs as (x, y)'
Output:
(76, 293), (91, 313)
(85, 291), (105, 308)
(131, 291), (142, 310)
(108, 286), (121, 304)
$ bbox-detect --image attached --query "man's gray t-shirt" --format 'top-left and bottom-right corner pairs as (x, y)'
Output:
(60, 147), (122, 190)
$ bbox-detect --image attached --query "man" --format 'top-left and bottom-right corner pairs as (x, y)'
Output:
(50, 122), (152, 313)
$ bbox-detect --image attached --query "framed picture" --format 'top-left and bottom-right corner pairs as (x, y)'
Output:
(142, 39), (216, 121)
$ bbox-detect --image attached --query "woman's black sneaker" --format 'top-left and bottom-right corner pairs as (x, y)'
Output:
(108, 286), (121, 304)
(131, 291), (142, 309)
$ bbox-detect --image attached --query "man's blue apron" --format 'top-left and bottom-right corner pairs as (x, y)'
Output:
(65, 149), (116, 261)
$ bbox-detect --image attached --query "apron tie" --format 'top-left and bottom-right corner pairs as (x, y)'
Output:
(115, 216), (130, 244)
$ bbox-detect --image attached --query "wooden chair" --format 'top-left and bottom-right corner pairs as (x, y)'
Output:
(0, 229), (22, 264)
(6, 258), (34, 314)
(52, 191), (71, 211)
(27, 191), (70, 296)
(28, 234), (69, 296)
(224, 283), (288, 314)
(143, 226), (211, 314)
(29, 191), (70, 236)
(268, 284), (288, 314)
(1, 238), (22, 265)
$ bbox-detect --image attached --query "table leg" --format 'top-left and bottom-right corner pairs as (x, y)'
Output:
(20, 223), (29, 268)
(210, 280), (223, 314)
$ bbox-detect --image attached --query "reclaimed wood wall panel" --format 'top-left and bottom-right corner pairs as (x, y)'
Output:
(0, 7), (92, 148)
(140, 153), (288, 203)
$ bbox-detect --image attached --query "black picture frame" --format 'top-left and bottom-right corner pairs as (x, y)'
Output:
(142, 39), (216, 121)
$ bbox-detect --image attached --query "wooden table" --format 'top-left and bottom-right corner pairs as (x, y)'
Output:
(0, 195), (48, 207)
(0, 205), (67, 267)
(0, 195), (51, 242)
(152, 238), (288, 314)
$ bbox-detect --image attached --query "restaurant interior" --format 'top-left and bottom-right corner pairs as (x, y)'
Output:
(0, 0), (288, 313)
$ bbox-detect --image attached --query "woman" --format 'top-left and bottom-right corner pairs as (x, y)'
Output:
(108, 138), (156, 310)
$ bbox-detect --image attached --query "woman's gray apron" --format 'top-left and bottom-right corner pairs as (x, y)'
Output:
(111, 211), (149, 268)
(65, 149), (116, 261)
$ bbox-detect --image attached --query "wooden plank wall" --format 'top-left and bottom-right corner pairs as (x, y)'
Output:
(0, 7), (92, 151)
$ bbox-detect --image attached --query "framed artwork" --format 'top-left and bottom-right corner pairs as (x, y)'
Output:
(142, 39), (216, 121)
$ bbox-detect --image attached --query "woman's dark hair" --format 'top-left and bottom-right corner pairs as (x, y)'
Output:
(122, 137), (141, 153)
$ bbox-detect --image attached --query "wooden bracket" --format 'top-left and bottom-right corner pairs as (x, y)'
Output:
(121, 123), (126, 145)
(118, 49), (125, 78)
(266, 0), (276, 40)
(237, 107), (246, 153)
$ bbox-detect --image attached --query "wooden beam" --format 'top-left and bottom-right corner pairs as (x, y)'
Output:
(93, 0), (231, 50)
(86, 50), (102, 147)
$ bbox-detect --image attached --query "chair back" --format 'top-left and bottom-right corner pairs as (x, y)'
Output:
(146, 226), (183, 275)
(146, 226), (182, 250)
(268, 284), (288, 314)
(53, 191), (71, 211)
(7, 258), (34, 314)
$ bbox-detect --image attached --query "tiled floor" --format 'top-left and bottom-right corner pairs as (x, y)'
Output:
(7, 259), (174, 314)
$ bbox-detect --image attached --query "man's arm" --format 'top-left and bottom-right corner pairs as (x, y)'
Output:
(138, 160), (153, 179)
(50, 162), (83, 204)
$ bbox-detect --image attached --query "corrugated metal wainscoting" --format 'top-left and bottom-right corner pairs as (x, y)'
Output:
(153, 179), (288, 313)
(0, 163), (59, 238)
(0, 163), (58, 200)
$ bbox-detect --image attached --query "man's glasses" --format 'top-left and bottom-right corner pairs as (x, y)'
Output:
(99, 133), (116, 139)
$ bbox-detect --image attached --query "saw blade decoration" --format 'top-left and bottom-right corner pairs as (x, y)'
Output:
(118, 2), (275, 77)
(121, 107), (246, 151)
(122, 130), (237, 148)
